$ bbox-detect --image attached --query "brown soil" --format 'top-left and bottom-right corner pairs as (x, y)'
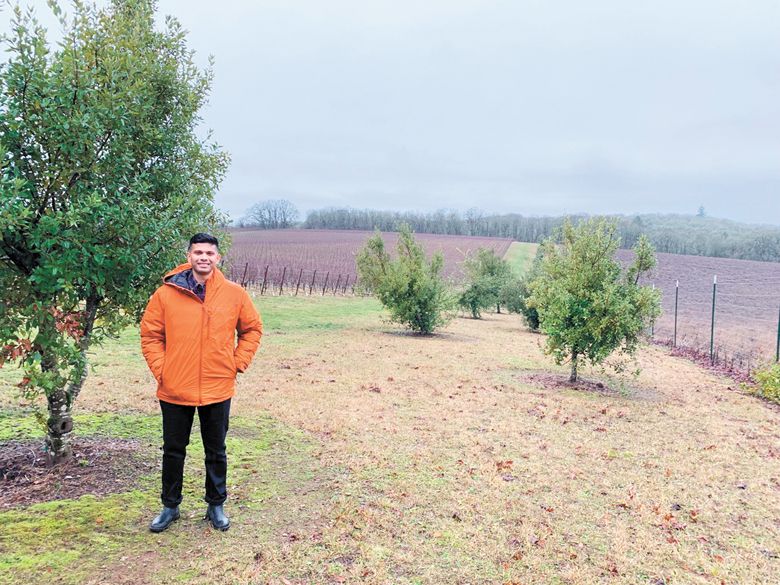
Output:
(519, 370), (617, 392)
(0, 437), (155, 509)
(515, 370), (661, 401)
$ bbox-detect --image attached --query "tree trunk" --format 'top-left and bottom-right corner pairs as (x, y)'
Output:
(68, 295), (100, 404)
(569, 350), (578, 382)
(46, 387), (74, 464)
(44, 295), (101, 465)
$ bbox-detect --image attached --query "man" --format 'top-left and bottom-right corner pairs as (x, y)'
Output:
(140, 233), (262, 532)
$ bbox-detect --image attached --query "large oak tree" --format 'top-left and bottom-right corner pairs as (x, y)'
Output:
(0, 0), (229, 462)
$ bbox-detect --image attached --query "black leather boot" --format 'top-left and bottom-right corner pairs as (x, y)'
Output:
(149, 506), (180, 533)
(205, 503), (230, 531)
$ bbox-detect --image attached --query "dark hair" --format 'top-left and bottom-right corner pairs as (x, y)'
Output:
(188, 233), (219, 250)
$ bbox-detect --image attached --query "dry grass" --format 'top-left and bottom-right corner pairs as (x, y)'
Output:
(4, 295), (780, 584)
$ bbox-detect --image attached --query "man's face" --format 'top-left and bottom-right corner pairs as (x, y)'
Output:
(187, 243), (221, 278)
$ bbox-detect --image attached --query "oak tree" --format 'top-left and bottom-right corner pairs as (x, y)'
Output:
(356, 224), (454, 334)
(528, 218), (660, 382)
(458, 248), (513, 319)
(0, 0), (228, 462)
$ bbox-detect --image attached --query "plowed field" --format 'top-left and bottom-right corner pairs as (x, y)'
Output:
(225, 229), (513, 290)
(224, 231), (780, 371)
(617, 250), (780, 370)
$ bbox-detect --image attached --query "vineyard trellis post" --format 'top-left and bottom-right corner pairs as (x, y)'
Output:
(294, 268), (303, 296)
(333, 274), (341, 295)
(240, 262), (249, 288)
(309, 270), (317, 295)
(279, 266), (287, 296)
(710, 275), (717, 363)
(673, 280), (679, 348)
(260, 265), (269, 296)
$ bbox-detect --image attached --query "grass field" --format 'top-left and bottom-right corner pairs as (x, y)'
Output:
(503, 241), (539, 276)
(1, 295), (779, 584)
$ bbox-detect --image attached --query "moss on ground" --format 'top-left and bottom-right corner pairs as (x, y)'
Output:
(0, 411), (164, 442)
(0, 490), (155, 584)
(0, 413), (317, 585)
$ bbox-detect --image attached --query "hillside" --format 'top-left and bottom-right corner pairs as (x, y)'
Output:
(299, 208), (780, 263)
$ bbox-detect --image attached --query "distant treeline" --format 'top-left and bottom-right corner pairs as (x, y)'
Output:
(303, 208), (780, 262)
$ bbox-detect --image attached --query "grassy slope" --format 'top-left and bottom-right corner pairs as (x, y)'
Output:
(1, 295), (779, 584)
(503, 241), (538, 277)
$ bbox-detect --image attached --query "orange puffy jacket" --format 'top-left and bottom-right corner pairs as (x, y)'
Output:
(140, 263), (262, 406)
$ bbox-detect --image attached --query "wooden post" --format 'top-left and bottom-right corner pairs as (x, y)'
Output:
(260, 265), (269, 295)
(321, 272), (329, 296)
(333, 274), (341, 295)
(279, 266), (287, 296)
(294, 268), (303, 296)
(309, 270), (317, 295)
(240, 262), (249, 287)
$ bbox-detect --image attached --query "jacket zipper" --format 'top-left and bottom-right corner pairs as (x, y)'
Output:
(199, 303), (204, 406)
(165, 280), (206, 405)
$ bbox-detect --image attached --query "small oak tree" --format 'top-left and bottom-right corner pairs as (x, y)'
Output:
(458, 248), (513, 318)
(528, 218), (660, 382)
(356, 224), (454, 334)
(502, 247), (544, 330)
(0, 0), (228, 463)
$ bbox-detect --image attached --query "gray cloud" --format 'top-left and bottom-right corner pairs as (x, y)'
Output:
(5, 0), (779, 224)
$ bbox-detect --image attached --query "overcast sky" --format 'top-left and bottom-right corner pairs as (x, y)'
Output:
(4, 1), (780, 224)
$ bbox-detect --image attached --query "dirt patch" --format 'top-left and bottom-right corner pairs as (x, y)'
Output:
(0, 437), (155, 509)
(515, 370), (661, 401)
(379, 328), (479, 343)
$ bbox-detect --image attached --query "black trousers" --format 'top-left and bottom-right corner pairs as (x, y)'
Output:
(159, 398), (231, 508)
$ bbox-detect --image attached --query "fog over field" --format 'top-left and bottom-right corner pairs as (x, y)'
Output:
(3, 0), (779, 224)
